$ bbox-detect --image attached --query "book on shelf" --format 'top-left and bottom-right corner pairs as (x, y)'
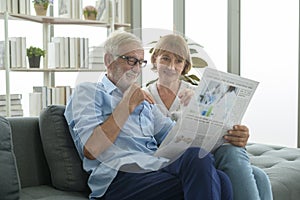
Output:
(9, 39), (17, 68)
(51, 37), (65, 68)
(11, 0), (19, 14)
(0, 99), (22, 106)
(0, 104), (22, 111)
(15, 37), (22, 68)
(64, 37), (70, 68)
(33, 86), (48, 109)
(89, 45), (104, 70)
(69, 37), (76, 69)
(0, 1), (7, 12)
(0, 109), (23, 117)
(48, 42), (61, 69)
(89, 46), (104, 55)
(0, 41), (4, 69)
(52, 87), (64, 105)
(21, 37), (27, 68)
(115, 0), (124, 24)
(19, 0), (27, 15)
(89, 57), (103, 63)
(0, 93), (23, 117)
(0, 94), (22, 101)
(84, 38), (89, 68)
(78, 37), (89, 69)
(71, 0), (82, 19)
(29, 92), (42, 117)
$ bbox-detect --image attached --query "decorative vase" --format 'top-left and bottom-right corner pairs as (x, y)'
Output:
(34, 3), (49, 16)
(28, 56), (41, 68)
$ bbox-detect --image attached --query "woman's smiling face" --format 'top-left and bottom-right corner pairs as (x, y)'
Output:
(154, 51), (186, 82)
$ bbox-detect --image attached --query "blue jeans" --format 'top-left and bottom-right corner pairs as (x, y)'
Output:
(214, 144), (273, 200)
(102, 147), (233, 200)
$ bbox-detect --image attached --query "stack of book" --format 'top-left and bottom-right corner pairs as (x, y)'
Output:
(0, 94), (23, 117)
(0, 41), (4, 70)
(89, 45), (105, 70)
(29, 85), (73, 116)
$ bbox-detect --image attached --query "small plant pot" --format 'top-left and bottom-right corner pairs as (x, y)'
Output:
(28, 56), (41, 68)
(84, 13), (97, 20)
(34, 3), (48, 16)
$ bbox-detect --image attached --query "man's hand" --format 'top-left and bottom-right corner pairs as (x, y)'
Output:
(178, 88), (194, 106)
(124, 83), (155, 113)
(224, 125), (249, 147)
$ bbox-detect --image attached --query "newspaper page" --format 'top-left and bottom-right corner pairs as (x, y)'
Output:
(154, 68), (259, 160)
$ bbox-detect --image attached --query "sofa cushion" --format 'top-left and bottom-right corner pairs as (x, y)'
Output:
(20, 185), (88, 200)
(0, 116), (20, 200)
(39, 105), (89, 193)
(247, 143), (300, 200)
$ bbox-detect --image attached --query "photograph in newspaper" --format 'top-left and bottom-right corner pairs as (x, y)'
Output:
(154, 68), (259, 160)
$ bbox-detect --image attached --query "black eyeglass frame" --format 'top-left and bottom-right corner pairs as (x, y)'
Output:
(117, 55), (147, 68)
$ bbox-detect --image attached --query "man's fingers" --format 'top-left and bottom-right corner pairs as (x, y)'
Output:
(224, 134), (247, 147)
(142, 90), (155, 104)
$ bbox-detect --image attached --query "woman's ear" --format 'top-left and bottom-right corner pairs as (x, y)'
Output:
(104, 53), (114, 67)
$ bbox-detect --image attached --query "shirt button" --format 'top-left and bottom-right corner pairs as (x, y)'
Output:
(146, 142), (154, 149)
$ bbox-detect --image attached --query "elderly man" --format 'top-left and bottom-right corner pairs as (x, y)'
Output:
(64, 30), (232, 200)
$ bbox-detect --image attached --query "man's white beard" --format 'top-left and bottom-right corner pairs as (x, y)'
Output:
(117, 70), (140, 92)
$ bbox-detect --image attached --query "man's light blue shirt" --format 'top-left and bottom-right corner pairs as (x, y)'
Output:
(64, 75), (175, 199)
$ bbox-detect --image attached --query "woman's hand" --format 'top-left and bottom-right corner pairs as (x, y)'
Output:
(224, 125), (249, 147)
(178, 88), (194, 106)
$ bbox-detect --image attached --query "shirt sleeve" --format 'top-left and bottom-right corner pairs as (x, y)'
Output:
(151, 104), (175, 145)
(64, 82), (108, 156)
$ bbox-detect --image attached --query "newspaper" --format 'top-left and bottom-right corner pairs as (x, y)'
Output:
(154, 68), (259, 159)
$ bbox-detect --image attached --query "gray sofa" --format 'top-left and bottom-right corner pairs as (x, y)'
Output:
(1, 105), (300, 200)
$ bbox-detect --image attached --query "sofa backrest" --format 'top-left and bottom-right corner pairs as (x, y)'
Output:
(8, 117), (51, 188)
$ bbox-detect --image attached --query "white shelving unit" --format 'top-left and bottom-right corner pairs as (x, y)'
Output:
(0, 8), (130, 116)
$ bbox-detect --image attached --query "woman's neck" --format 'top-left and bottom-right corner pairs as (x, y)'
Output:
(157, 79), (181, 94)
(156, 80), (181, 110)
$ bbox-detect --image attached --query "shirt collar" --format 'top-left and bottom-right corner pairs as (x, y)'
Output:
(101, 75), (122, 95)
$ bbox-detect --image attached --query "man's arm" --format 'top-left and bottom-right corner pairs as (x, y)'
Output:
(83, 84), (146, 160)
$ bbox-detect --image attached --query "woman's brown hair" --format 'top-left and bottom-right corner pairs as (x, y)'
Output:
(151, 34), (192, 75)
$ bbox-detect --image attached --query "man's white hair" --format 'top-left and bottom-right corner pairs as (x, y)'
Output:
(103, 30), (143, 56)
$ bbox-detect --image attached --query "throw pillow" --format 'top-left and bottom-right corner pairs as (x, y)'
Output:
(39, 105), (89, 192)
(0, 116), (20, 200)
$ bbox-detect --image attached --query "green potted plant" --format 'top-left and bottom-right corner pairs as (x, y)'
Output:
(32, 0), (53, 16)
(27, 46), (46, 68)
(83, 5), (98, 20)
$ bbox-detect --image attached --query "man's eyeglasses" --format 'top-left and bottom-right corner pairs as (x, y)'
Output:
(117, 55), (147, 68)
